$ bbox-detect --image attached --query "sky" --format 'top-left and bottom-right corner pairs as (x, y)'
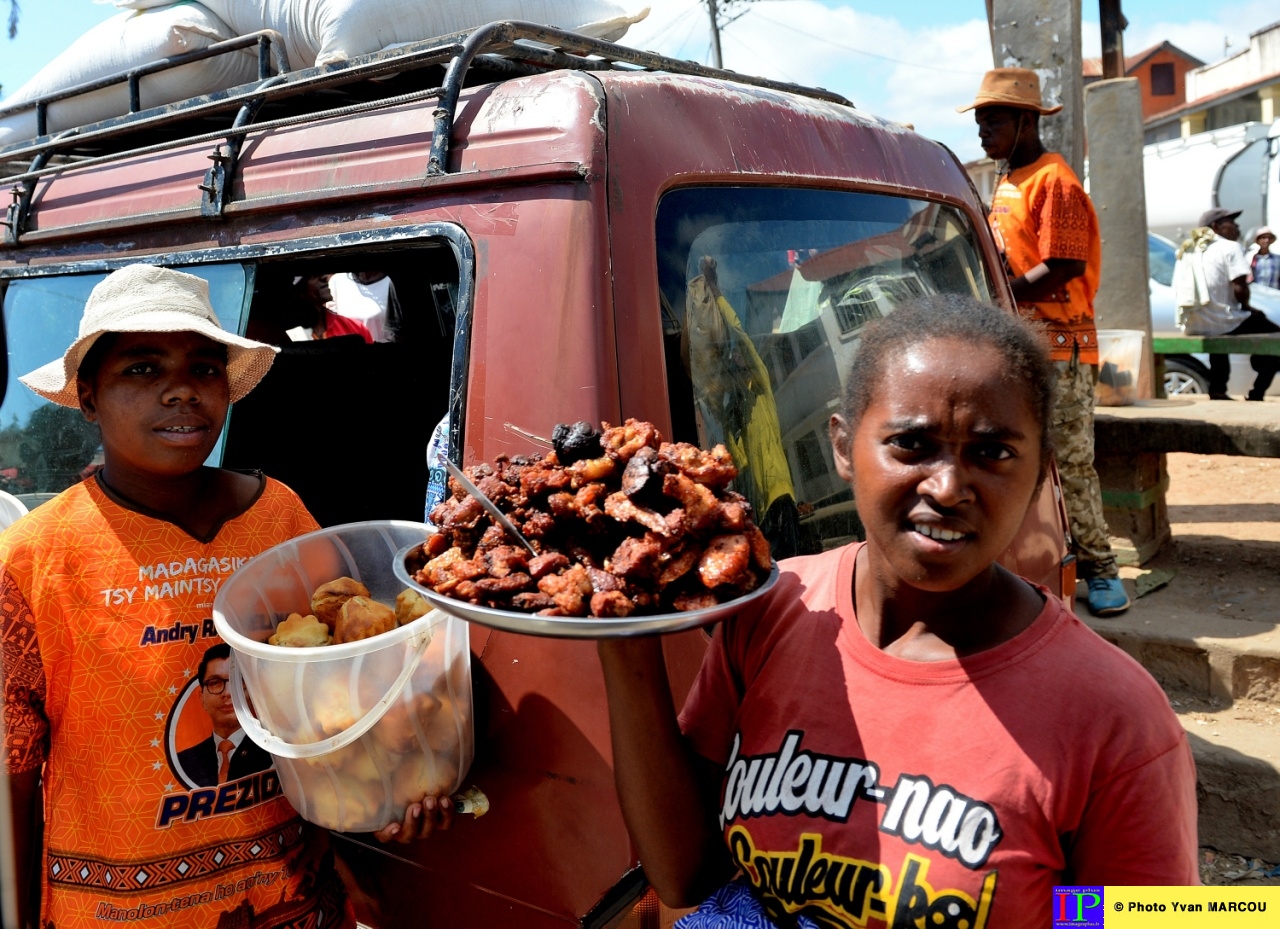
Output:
(1, 1), (1275, 159)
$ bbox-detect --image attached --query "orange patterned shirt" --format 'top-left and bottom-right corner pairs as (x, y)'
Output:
(988, 152), (1101, 364)
(0, 476), (353, 929)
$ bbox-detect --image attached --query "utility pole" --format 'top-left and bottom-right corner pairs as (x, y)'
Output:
(987, 0), (1084, 177)
(706, 0), (725, 69)
(704, 0), (757, 70)
(1099, 0), (1127, 78)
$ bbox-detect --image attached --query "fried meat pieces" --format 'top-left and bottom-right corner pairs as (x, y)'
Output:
(416, 419), (770, 618)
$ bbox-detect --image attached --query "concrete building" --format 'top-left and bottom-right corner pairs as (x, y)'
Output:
(1144, 21), (1280, 143)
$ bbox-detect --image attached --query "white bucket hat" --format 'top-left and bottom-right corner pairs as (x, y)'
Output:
(19, 264), (278, 409)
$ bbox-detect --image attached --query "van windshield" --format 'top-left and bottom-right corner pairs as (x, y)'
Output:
(656, 186), (993, 555)
(0, 266), (249, 506)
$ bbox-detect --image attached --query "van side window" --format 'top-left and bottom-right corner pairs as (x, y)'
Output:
(222, 244), (461, 527)
(656, 187), (993, 557)
(0, 266), (248, 508)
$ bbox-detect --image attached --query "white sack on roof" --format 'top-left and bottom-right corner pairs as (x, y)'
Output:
(0, 3), (258, 149)
(116, 0), (649, 70)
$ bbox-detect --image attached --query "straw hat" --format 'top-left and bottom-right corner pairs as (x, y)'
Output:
(957, 68), (1063, 115)
(20, 264), (278, 409)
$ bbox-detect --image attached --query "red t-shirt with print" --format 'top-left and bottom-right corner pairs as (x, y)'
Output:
(679, 544), (1198, 929)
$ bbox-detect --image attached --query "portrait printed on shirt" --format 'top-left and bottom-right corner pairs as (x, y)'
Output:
(158, 643), (281, 829)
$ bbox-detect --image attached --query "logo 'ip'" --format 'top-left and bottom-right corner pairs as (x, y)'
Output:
(1053, 886), (1105, 928)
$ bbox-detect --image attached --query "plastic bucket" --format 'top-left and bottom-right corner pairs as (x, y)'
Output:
(212, 521), (473, 832)
(1095, 329), (1145, 407)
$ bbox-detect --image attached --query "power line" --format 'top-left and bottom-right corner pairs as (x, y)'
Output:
(702, 0), (768, 68)
(741, 10), (989, 76)
(722, 28), (800, 84)
(642, 5), (702, 47)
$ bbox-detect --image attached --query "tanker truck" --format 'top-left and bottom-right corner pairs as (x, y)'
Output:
(1144, 118), (1280, 242)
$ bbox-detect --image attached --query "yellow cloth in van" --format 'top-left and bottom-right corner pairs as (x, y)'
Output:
(685, 277), (795, 520)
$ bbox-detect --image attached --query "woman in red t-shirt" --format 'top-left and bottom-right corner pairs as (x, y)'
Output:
(597, 296), (1198, 929)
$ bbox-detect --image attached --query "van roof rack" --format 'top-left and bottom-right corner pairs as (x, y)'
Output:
(1, 20), (852, 242)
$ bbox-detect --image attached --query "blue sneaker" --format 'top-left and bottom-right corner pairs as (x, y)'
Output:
(1086, 577), (1130, 616)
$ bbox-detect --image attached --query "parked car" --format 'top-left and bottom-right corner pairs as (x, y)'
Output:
(1148, 231), (1280, 395)
(0, 22), (1071, 928)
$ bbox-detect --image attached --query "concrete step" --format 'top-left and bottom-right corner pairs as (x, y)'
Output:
(1075, 598), (1280, 860)
(1077, 599), (1280, 706)
(1177, 702), (1280, 862)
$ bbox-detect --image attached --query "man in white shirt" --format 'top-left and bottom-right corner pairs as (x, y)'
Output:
(329, 271), (398, 342)
(1184, 207), (1280, 400)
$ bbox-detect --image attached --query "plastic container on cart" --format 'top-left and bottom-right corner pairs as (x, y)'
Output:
(212, 520), (473, 832)
(1095, 329), (1146, 406)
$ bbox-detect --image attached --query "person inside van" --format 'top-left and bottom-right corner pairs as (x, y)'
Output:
(287, 274), (373, 343)
(329, 271), (401, 342)
(597, 296), (1198, 929)
(0, 265), (447, 929)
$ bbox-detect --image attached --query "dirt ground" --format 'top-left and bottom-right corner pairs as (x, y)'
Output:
(1127, 454), (1280, 627)
(1120, 454), (1280, 884)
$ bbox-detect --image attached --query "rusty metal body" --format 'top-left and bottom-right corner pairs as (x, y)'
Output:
(0, 40), (1068, 927)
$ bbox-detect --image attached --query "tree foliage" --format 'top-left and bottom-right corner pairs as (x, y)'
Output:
(7, 1), (18, 40)
(0, 405), (101, 495)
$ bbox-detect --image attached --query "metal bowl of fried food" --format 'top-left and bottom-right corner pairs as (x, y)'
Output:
(393, 544), (777, 638)
(393, 418), (781, 638)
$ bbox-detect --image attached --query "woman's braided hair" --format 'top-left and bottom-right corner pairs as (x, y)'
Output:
(842, 294), (1055, 470)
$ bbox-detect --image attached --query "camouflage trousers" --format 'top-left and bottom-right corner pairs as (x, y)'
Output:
(1052, 354), (1119, 579)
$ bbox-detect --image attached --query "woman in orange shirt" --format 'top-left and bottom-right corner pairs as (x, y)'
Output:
(1, 266), (447, 929)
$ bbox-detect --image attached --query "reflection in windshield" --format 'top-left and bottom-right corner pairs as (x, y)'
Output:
(0, 266), (248, 506)
(658, 187), (993, 555)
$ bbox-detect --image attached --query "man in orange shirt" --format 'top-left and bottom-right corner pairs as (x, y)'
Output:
(960, 69), (1128, 616)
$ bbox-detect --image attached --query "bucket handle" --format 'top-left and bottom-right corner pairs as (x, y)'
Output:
(230, 622), (435, 760)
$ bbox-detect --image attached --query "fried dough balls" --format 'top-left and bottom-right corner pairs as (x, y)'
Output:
(395, 588), (431, 627)
(372, 693), (439, 755)
(310, 577), (370, 632)
(268, 612), (333, 647)
(271, 579), (431, 650)
(255, 571), (466, 833)
(333, 596), (398, 645)
(392, 752), (459, 801)
(312, 680), (359, 737)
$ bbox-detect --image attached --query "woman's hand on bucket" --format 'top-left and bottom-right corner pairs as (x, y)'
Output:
(374, 794), (454, 844)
